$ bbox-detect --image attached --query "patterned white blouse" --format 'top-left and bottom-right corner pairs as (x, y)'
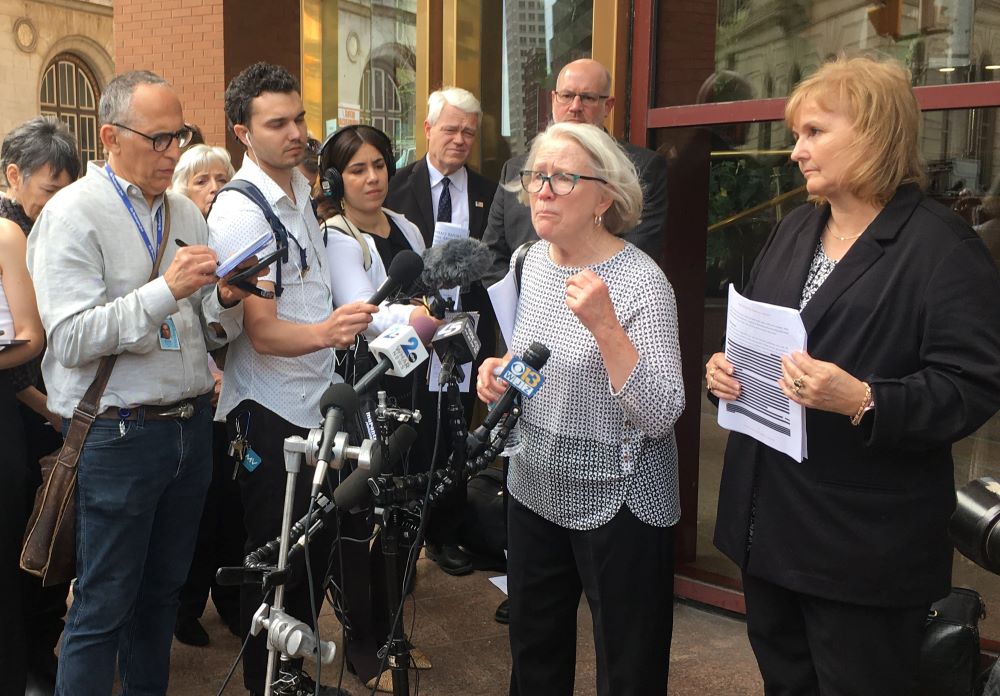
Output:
(507, 241), (685, 531)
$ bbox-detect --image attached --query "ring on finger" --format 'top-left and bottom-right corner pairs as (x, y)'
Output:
(792, 376), (805, 390)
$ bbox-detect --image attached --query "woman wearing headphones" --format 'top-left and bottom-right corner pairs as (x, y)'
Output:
(318, 125), (433, 694)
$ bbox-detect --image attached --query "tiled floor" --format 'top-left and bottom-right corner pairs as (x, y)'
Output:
(164, 554), (763, 695)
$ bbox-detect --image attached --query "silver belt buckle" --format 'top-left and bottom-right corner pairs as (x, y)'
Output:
(160, 402), (195, 420)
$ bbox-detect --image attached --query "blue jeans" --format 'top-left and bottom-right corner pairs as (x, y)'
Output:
(55, 405), (212, 696)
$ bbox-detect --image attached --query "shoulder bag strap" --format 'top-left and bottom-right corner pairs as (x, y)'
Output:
(513, 240), (536, 296)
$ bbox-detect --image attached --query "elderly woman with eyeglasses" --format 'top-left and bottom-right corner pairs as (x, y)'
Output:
(476, 122), (684, 696)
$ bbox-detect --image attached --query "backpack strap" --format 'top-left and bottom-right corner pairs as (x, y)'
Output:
(216, 179), (291, 297)
(323, 214), (372, 271)
(512, 240), (537, 295)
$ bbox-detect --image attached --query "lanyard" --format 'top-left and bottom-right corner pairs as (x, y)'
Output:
(105, 163), (163, 265)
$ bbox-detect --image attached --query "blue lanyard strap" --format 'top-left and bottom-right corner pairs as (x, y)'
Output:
(105, 163), (163, 265)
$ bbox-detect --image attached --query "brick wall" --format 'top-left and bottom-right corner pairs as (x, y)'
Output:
(114, 0), (227, 147)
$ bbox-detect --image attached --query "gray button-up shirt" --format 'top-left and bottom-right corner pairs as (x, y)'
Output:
(28, 161), (243, 418)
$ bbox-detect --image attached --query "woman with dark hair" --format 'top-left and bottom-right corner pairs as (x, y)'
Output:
(0, 115), (79, 692)
(318, 124), (433, 693)
(707, 56), (1000, 694)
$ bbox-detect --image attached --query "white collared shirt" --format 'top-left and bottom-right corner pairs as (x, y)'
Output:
(208, 156), (339, 428)
(426, 156), (469, 232)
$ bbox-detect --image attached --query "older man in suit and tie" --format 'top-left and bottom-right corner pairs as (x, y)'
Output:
(386, 87), (498, 576)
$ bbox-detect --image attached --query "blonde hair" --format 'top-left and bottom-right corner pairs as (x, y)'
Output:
(505, 122), (642, 236)
(785, 55), (926, 206)
(170, 144), (235, 197)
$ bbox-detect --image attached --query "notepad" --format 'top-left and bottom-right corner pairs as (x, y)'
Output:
(216, 230), (272, 277)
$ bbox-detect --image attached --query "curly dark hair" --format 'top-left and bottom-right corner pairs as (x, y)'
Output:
(224, 62), (299, 129)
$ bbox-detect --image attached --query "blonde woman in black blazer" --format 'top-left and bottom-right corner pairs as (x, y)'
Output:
(707, 56), (1000, 696)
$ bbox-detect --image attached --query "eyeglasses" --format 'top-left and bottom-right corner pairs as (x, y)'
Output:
(305, 138), (322, 156)
(520, 170), (607, 196)
(112, 123), (194, 152)
(553, 91), (610, 106)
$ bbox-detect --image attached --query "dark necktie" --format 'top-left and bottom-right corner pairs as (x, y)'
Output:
(437, 177), (452, 223)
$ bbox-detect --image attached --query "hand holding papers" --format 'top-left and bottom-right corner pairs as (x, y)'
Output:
(718, 284), (808, 462)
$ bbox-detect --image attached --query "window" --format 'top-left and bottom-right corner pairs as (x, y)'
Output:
(39, 53), (102, 167)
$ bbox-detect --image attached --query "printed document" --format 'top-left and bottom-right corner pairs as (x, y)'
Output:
(718, 284), (808, 462)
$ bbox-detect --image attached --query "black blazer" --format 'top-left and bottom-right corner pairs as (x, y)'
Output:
(714, 184), (1000, 608)
(385, 157), (495, 246)
(480, 142), (669, 287)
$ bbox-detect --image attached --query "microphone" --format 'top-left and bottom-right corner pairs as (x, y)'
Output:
(468, 342), (550, 454)
(367, 250), (423, 305)
(311, 383), (360, 498)
(333, 424), (418, 511)
(353, 323), (430, 394)
(430, 313), (481, 385)
(418, 237), (493, 293)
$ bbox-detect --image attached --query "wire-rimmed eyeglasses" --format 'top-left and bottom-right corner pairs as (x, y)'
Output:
(553, 91), (610, 106)
(520, 170), (607, 196)
(112, 123), (194, 152)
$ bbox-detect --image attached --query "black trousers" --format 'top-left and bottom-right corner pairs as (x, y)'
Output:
(177, 421), (244, 626)
(18, 400), (69, 674)
(741, 572), (929, 696)
(506, 498), (674, 696)
(0, 376), (27, 694)
(228, 401), (346, 691)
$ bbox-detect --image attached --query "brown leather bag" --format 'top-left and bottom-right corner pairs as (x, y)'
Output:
(21, 356), (117, 585)
(20, 198), (171, 586)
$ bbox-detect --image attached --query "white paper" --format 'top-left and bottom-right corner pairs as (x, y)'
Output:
(718, 284), (808, 462)
(428, 311), (479, 393)
(216, 229), (271, 277)
(432, 221), (469, 247)
(487, 270), (519, 350)
(489, 575), (508, 596)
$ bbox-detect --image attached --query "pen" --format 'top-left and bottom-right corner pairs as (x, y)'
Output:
(175, 239), (187, 247)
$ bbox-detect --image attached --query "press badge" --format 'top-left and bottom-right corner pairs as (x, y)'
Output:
(158, 316), (180, 351)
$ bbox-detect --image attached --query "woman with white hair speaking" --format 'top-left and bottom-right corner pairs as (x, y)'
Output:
(476, 122), (684, 696)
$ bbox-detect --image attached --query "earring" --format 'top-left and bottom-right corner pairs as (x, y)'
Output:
(594, 213), (604, 227)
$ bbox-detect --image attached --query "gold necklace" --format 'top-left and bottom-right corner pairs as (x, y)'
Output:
(825, 220), (864, 242)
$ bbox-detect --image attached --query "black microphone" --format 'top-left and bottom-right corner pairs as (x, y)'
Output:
(418, 237), (493, 292)
(333, 425), (418, 511)
(467, 342), (550, 454)
(366, 250), (423, 305)
(311, 383), (360, 498)
(431, 313), (482, 385)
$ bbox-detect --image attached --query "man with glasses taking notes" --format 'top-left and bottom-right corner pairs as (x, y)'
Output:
(28, 71), (255, 696)
(481, 57), (669, 288)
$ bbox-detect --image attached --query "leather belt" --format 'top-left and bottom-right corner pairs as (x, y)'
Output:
(97, 394), (209, 422)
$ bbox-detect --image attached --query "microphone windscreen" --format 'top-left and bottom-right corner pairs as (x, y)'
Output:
(320, 382), (360, 418)
(409, 314), (438, 345)
(420, 237), (493, 291)
(386, 250), (424, 288)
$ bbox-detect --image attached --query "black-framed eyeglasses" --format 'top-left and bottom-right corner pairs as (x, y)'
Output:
(520, 170), (607, 196)
(553, 91), (610, 106)
(112, 122), (194, 152)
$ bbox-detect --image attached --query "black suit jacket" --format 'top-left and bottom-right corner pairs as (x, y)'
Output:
(480, 142), (669, 287)
(385, 157), (495, 245)
(713, 184), (1000, 607)
(385, 156), (498, 360)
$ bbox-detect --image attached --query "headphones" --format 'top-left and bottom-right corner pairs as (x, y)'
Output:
(319, 124), (396, 202)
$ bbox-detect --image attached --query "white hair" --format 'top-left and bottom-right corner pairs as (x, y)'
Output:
(426, 87), (482, 126)
(505, 122), (643, 237)
(170, 144), (235, 197)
